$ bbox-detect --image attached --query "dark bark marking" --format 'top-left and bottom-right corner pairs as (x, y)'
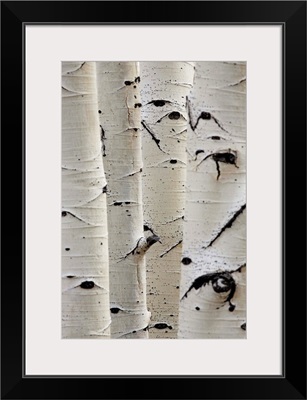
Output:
(168, 111), (181, 120)
(66, 62), (85, 74)
(160, 239), (182, 258)
(186, 96), (229, 133)
(144, 224), (154, 233)
(100, 125), (106, 156)
(161, 215), (184, 225)
(204, 204), (246, 248)
(212, 152), (238, 180)
(62, 211), (84, 223)
(156, 111), (185, 123)
(215, 160), (221, 180)
(181, 271), (237, 311)
(211, 115), (229, 133)
(181, 257), (192, 265)
(141, 120), (166, 153)
(62, 211), (67, 217)
(196, 150), (238, 179)
(102, 185), (107, 193)
(80, 281), (95, 289)
(195, 149), (205, 156)
(110, 307), (121, 314)
(147, 100), (171, 107)
(154, 323), (168, 330)
(228, 77), (246, 87)
(146, 234), (161, 248)
(134, 103), (142, 108)
(127, 168), (142, 177)
(241, 322), (246, 330)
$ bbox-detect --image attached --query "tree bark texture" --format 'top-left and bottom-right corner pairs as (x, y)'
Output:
(62, 62), (111, 338)
(178, 61), (246, 338)
(96, 62), (150, 338)
(62, 61), (246, 339)
(139, 62), (195, 338)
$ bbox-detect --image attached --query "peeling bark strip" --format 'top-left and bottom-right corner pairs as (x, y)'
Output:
(178, 61), (246, 339)
(140, 61), (195, 338)
(62, 62), (110, 339)
(96, 62), (151, 339)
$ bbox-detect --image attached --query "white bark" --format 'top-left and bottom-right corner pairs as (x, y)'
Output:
(140, 62), (195, 338)
(178, 62), (246, 338)
(62, 62), (111, 338)
(96, 62), (151, 338)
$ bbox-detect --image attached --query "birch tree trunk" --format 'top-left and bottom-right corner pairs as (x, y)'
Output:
(96, 62), (151, 338)
(178, 62), (246, 338)
(140, 62), (195, 338)
(62, 62), (111, 338)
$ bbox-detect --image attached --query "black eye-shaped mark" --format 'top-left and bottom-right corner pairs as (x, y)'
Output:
(181, 271), (237, 312)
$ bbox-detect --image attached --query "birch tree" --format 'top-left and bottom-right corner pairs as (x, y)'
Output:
(140, 62), (195, 338)
(96, 62), (153, 338)
(178, 62), (246, 338)
(61, 61), (247, 340)
(62, 62), (111, 338)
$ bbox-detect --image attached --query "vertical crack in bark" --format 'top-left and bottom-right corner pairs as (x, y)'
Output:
(204, 204), (246, 249)
(100, 125), (106, 156)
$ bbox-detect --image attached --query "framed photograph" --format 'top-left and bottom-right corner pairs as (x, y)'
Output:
(1, 1), (306, 398)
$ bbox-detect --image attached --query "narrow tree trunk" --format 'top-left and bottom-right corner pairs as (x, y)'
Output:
(62, 62), (111, 338)
(178, 62), (246, 338)
(96, 62), (151, 338)
(140, 62), (195, 338)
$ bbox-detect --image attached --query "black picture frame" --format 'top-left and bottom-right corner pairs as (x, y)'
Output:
(1, 1), (306, 399)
